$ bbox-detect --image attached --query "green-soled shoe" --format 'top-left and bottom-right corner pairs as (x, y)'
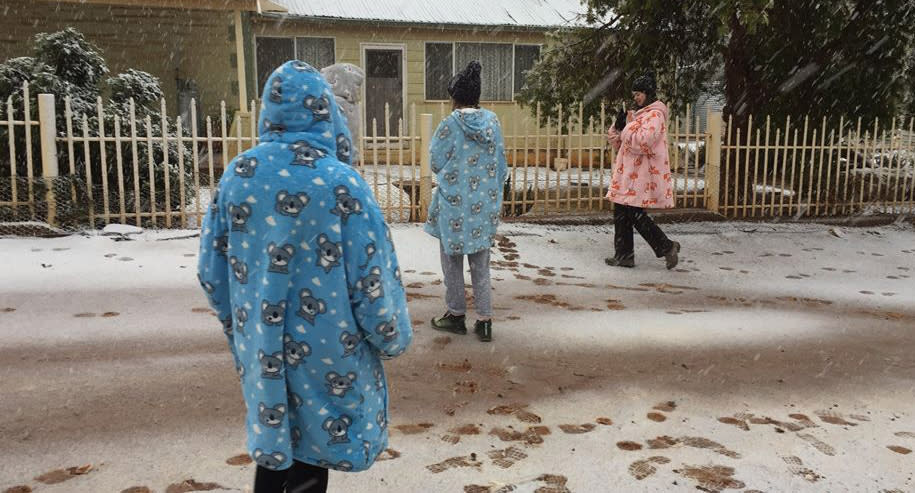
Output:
(431, 311), (467, 335)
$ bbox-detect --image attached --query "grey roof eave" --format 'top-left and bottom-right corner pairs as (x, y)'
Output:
(253, 12), (582, 32)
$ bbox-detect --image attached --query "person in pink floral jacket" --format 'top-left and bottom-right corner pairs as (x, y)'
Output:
(605, 73), (680, 270)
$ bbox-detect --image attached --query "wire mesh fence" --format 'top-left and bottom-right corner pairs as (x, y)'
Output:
(0, 176), (89, 235)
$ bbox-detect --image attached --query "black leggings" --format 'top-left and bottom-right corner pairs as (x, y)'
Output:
(254, 461), (329, 493)
(612, 204), (673, 259)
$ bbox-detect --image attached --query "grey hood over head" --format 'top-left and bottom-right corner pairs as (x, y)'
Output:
(321, 63), (365, 160)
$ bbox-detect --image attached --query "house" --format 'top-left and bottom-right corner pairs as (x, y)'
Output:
(250, 0), (584, 135)
(2, 0), (583, 135)
(0, 0), (290, 120)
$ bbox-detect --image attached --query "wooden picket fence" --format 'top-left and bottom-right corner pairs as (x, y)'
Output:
(720, 114), (915, 218)
(359, 101), (709, 221)
(1, 81), (913, 232)
(359, 103), (422, 223)
(1, 83), (39, 220)
(2, 84), (426, 229)
(496, 102), (709, 216)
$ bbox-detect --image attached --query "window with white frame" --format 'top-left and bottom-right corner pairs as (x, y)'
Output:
(424, 42), (542, 102)
(256, 37), (335, 94)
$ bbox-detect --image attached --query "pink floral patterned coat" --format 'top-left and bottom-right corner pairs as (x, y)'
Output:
(606, 100), (674, 209)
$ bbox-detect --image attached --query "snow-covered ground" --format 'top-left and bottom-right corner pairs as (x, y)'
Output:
(1, 221), (914, 492)
(353, 164), (707, 194)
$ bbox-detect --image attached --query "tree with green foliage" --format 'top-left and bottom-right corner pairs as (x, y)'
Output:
(518, 0), (915, 207)
(902, 41), (915, 119)
(722, 0), (915, 130)
(0, 28), (192, 227)
(518, 1), (726, 127)
(519, 0), (915, 130)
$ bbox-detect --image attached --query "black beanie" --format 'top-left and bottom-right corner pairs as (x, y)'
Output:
(632, 72), (657, 99)
(448, 60), (482, 106)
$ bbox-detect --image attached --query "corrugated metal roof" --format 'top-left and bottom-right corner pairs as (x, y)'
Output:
(266, 0), (585, 28)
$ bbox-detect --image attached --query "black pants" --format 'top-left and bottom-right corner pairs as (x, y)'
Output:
(612, 204), (673, 259)
(255, 461), (329, 493)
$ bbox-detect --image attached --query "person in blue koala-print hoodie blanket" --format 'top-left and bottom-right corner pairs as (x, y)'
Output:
(425, 60), (508, 344)
(197, 60), (412, 493)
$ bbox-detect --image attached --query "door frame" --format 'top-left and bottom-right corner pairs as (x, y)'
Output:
(360, 43), (408, 138)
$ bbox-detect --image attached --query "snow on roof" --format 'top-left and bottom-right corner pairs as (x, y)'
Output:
(266, 0), (586, 28)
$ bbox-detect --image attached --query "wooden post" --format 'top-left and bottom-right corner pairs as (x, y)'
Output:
(38, 94), (59, 226)
(24, 83), (35, 218)
(411, 104), (418, 219)
(82, 116), (95, 225)
(6, 97), (18, 210)
(145, 116), (156, 227)
(234, 10), (248, 112)
(398, 116), (405, 221)
(191, 99), (201, 226)
(385, 103), (392, 222)
(161, 98), (171, 228)
(64, 97), (77, 203)
(114, 115), (127, 223)
(705, 111), (723, 213)
(418, 113), (433, 222)
(130, 99), (142, 225)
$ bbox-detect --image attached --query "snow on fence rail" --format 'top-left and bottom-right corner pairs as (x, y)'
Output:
(2, 81), (913, 232)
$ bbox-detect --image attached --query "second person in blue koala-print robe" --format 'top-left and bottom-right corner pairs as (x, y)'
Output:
(425, 60), (508, 343)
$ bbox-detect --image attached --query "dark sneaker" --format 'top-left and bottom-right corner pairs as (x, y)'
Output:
(605, 254), (635, 268)
(474, 320), (492, 342)
(432, 312), (467, 335)
(665, 241), (681, 270)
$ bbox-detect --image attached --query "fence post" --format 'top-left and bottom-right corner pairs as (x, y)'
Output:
(705, 111), (723, 213)
(418, 113), (433, 222)
(38, 94), (59, 226)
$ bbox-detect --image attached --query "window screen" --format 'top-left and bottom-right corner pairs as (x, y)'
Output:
(425, 43), (453, 100)
(295, 37), (335, 70)
(514, 45), (541, 94)
(455, 43), (513, 101)
(256, 37), (294, 94)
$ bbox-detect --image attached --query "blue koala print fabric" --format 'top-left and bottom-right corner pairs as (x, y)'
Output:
(424, 109), (508, 255)
(198, 60), (412, 474)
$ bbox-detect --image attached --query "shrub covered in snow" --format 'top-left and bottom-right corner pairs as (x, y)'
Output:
(0, 28), (192, 227)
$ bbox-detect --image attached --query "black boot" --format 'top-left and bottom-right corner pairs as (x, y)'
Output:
(664, 241), (681, 270)
(474, 319), (492, 342)
(605, 253), (635, 268)
(610, 205), (636, 268)
(630, 207), (674, 262)
(432, 311), (467, 335)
